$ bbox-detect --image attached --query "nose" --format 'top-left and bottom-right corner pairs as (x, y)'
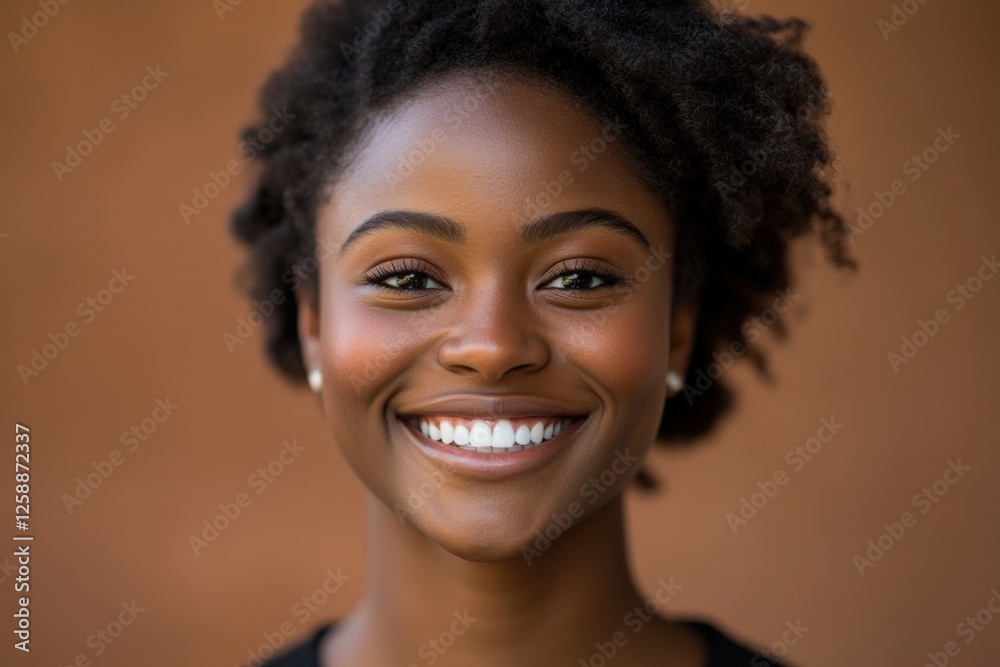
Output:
(437, 286), (550, 381)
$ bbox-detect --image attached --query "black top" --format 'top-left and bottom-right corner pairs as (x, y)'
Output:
(261, 618), (787, 666)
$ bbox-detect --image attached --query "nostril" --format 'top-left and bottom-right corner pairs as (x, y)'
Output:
(437, 332), (551, 381)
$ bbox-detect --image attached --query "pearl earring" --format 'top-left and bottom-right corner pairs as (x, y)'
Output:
(666, 371), (683, 393)
(307, 368), (323, 393)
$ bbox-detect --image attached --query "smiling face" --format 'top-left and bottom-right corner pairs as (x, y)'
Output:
(298, 69), (697, 562)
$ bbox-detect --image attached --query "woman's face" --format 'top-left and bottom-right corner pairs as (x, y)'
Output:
(300, 70), (695, 562)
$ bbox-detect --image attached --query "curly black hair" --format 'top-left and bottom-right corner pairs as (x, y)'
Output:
(230, 0), (855, 473)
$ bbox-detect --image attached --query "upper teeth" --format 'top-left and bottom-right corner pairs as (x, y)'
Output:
(416, 417), (572, 449)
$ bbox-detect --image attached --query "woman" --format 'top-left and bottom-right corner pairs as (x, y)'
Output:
(229, 1), (854, 664)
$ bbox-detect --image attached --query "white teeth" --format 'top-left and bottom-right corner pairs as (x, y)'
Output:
(492, 420), (516, 448)
(470, 420), (492, 447)
(412, 416), (578, 451)
(440, 420), (454, 444)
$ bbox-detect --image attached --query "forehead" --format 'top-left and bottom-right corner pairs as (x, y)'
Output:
(321, 70), (670, 244)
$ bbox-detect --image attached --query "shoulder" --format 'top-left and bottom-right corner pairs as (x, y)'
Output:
(260, 623), (336, 667)
(678, 617), (792, 667)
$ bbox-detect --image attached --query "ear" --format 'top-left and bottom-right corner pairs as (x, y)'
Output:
(296, 286), (321, 374)
(667, 296), (700, 379)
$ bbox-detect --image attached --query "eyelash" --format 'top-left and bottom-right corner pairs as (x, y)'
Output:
(546, 259), (627, 292)
(365, 259), (444, 291)
(363, 258), (627, 293)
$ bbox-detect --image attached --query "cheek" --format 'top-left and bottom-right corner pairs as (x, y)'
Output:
(311, 303), (421, 522)
(536, 290), (670, 505)
(320, 298), (434, 404)
(316, 297), (440, 491)
(558, 291), (669, 406)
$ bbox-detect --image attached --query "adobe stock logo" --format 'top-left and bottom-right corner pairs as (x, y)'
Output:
(578, 578), (683, 667)
(847, 126), (959, 243)
(725, 417), (844, 535)
(886, 254), (997, 373)
(7, 0), (74, 54)
(17, 268), (135, 386)
(522, 449), (640, 566)
(751, 621), (809, 666)
(877, 0), (933, 41)
(680, 288), (801, 405)
(179, 106), (296, 224)
(339, 0), (409, 65)
(921, 588), (1000, 667)
(852, 459), (971, 577)
(234, 567), (350, 667)
(51, 66), (170, 182)
(61, 397), (180, 514)
(406, 610), (477, 667)
(53, 600), (145, 665)
(187, 439), (306, 556)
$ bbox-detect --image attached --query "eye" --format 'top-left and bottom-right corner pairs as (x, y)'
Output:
(381, 272), (444, 290)
(541, 259), (626, 291)
(543, 272), (609, 290)
(365, 259), (446, 292)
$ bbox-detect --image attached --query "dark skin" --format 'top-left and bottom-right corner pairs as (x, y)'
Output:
(297, 70), (705, 667)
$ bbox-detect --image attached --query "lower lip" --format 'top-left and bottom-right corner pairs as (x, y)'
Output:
(397, 415), (587, 481)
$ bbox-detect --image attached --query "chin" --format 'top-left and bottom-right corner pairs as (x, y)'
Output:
(436, 537), (532, 564)
(412, 500), (578, 565)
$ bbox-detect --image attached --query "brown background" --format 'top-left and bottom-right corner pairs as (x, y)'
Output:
(1, 0), (998, 665)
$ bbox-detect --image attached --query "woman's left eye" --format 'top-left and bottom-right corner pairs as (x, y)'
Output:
(543, 271), (613, 290)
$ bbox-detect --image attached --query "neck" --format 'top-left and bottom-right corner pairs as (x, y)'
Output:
(330, 491), (650, 667)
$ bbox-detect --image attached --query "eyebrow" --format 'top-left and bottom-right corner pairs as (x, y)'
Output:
(338, 207), (652, 255)
(339, 210), (464, 254)
(520, 208), (653, 251)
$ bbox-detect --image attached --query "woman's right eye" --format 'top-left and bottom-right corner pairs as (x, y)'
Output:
(375, 271), (445, 291)
(364, 259), (447, 292)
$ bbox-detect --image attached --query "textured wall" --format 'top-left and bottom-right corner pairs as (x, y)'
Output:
(1, 0), (997, 665)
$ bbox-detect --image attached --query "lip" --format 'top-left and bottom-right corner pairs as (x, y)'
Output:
(395, 394), (590, 481)
(397, 393), (590, 421)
